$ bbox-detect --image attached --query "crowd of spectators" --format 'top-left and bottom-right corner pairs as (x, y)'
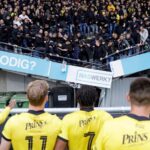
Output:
(0, 0), (149, 66)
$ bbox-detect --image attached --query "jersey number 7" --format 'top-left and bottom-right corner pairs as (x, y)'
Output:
(84, 132), (95, 150)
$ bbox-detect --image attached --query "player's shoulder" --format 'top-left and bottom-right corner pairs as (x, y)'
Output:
(63, 109), (112, 121)
(6, 113), (20, 124)
(114, 115), (150, 124)
(94, 109), (111, 115)
(112, 115), (141, 123)
(40, 111), (57, 117)
(49, 113), (61, 122)
(10, 112), (60, 120)
(65, 109), (111, 116)
(39, 112), (61, 122)
(62, 110), (84, 123)
(93, 109), (113, 119)
(103, 115), (150, 132)
(6, 112), (31, 122)
(63, 111), (78, 119)
(103, 115), (129, 127)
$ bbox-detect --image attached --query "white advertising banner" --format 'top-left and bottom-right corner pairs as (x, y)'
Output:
(66, 66), (113, 88)
(110, 60), (124, 77)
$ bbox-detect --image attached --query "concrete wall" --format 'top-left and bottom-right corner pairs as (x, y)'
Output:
(0, 70), (68, 92)
(0, 70), (6, 92)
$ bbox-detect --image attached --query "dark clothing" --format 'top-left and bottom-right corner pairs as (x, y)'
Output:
(93, 44), (106, 61)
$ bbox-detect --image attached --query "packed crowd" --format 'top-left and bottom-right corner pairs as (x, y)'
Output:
(0, 0), (149, 65)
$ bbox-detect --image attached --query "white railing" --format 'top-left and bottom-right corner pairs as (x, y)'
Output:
(0, 107), (130, 114)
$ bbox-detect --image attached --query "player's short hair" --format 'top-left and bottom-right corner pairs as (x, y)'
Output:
(76, 85), (98, 107)
(27, 80), (49, 106)
(129, 77), (150, 105)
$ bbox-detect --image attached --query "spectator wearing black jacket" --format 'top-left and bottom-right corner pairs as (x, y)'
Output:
(79, 40), (89, 62)
(93, 38), (107, 65)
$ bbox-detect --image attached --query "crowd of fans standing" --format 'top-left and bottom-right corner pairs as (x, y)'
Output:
(0, 0), (149, 65)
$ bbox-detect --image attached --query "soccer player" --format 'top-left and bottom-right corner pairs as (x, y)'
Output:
(54, 85), (113, 150)
(94, 77), (150, 150)
(0, 99), (16, 124)
(0, 80), (61, 150)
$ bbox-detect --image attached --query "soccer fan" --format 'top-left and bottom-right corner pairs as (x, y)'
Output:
(54, 85), (113, 150)
(0, 99), (16, 124)
(139, 26), (149, 44)
(0, 80), (61, 150)
(93, 77), (150, 150)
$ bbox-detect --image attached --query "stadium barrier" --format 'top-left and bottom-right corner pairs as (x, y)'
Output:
(0, 41), (149, 69)
(0, 107), (130, 114)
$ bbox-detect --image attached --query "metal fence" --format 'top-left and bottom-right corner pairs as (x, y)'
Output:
(0, 107), (130, 117)
(0, 41), (149, 70)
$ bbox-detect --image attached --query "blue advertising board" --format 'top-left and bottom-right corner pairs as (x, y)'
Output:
(110, 52), (150, 77)
(0, 51), (50, 77)
(122, 52), (150, 75)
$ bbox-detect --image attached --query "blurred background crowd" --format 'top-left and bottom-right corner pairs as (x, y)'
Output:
(0, 0), (149, 66)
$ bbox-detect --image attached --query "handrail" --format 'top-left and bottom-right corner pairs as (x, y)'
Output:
(0, 41), (103, 67)
(0, 42), (44, 55)
(0, 107), (130, 114)
(105, 44), (149, 58)
(0, 41), (149, 69)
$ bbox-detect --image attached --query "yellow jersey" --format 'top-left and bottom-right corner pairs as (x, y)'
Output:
(58, 109), (113, 150)
(94, 114), (150, 150)
(2, 110), (61, 150)
(0, 107), (11, 124)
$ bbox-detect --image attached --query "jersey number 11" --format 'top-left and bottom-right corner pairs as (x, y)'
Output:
(25, 136), (47, 150)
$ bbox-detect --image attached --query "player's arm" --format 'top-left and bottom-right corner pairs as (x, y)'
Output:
(54, 115), (69, 150)
(0, 114), (14, 150)
(54, 137), (68, 150)
(0, 137), (11, 150)
(0, 100), (16, 124)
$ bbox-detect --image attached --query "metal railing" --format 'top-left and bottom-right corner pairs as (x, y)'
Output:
(0, 41), (149, 70)
(0, 107), (130, 115)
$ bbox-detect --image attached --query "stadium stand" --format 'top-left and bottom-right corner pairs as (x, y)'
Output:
(0, 0), (149, 69)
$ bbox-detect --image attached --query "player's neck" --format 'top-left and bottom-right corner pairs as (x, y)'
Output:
(29, 104), (45, 111)
(80, 106), (94, 111)
(130, 105), (150, 118)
